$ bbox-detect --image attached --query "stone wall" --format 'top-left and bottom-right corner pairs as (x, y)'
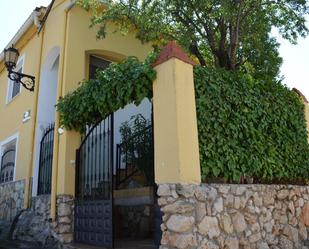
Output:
(13, 194), (74, 246)
(158, 184), (309, 249)
(54, 195), (74, 243)
(13, 195), (53, 243)
(0, 180), (25, 221)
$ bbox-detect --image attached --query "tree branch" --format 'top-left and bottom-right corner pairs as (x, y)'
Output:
(189, 41), (207, 66)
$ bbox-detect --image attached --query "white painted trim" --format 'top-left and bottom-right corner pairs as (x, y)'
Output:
(6, 54), (25, 104)
(0, 132), (19, 182)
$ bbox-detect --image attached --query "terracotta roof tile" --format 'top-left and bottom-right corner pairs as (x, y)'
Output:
(153, 41), (197, 67)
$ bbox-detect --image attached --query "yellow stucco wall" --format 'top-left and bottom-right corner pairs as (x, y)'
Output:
(0, 26), (42, 181)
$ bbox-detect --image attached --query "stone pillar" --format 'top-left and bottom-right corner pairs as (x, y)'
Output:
(152, 41), (201, 184)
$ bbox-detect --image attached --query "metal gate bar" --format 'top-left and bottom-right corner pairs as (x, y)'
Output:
(75, 114), (114, 247)
(37, 124), (54, 195)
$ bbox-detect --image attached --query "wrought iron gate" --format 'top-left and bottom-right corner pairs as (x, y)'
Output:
(37, 124), (54, 195)
(75, 114), (114, 247)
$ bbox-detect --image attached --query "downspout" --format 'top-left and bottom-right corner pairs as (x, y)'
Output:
(50, 5), (70, 221)
(23, 13), (45, 210)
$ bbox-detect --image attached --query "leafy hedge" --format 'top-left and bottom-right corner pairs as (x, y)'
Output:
(195, 67), (309, 183)
(56, 54), (156, 132)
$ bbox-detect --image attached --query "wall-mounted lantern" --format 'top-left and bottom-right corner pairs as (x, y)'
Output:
(4, 46), (35, 92)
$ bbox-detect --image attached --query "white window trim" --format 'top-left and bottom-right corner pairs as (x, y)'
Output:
(6, 54), (25, 104)
(0, 133), (19, 182)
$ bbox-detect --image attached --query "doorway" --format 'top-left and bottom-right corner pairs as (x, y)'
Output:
(33, 47), (59, 197)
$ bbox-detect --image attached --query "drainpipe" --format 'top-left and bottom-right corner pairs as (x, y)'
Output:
(23, 16), (45, 210)
(50, 4), (70, 221)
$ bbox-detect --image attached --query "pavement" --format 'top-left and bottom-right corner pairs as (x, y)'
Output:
(114, 240), (157, 249)
(0, 239), (157, 249)
(68, 240), (157, 249)
(0, 240), (55, 249)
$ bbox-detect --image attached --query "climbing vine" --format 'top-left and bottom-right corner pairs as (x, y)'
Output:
(56, 53), (156, 132)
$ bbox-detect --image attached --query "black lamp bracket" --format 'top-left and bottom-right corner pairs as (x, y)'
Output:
(8, 70), (35, 92)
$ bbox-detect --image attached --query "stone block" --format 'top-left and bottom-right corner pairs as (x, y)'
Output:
(166, 215), (195, 233)
(198, 216), (220, 239)
(165, 231), (197, 249)
(161, 200), (194, 214)
(232, 212), (247, 233)
(57, 203), (72, 217)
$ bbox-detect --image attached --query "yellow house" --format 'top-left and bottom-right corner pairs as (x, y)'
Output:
(0, 0), (202, 247)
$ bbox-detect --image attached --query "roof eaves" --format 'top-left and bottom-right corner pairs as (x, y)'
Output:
(0, 7), (46, 63)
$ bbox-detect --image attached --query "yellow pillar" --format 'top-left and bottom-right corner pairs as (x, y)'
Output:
(152, 41), (201, 184)
(50, 8), (70, 221)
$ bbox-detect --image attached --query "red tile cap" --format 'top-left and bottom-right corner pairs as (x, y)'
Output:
(292, 88), (308, 103)
(153, 41), (197, 67)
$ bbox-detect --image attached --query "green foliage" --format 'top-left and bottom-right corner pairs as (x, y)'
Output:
(78, 0), (308, 79)
(56, 45), (309, 183)
(119, 114), (154, 185)
(195, 66), (309, 183)
(56, 54), (156, 132)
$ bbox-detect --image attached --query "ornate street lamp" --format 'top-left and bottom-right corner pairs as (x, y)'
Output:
(4, 46), (35, 92)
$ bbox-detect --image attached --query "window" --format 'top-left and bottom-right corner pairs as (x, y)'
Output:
(89, 55), (111, 80)
(7, 56), (24, 103)
(0, 139), (17, 184)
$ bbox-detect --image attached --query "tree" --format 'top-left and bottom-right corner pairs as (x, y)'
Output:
(79, 0), (308, 79)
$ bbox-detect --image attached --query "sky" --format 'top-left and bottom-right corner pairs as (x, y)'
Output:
(0, 0), (308, 98)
